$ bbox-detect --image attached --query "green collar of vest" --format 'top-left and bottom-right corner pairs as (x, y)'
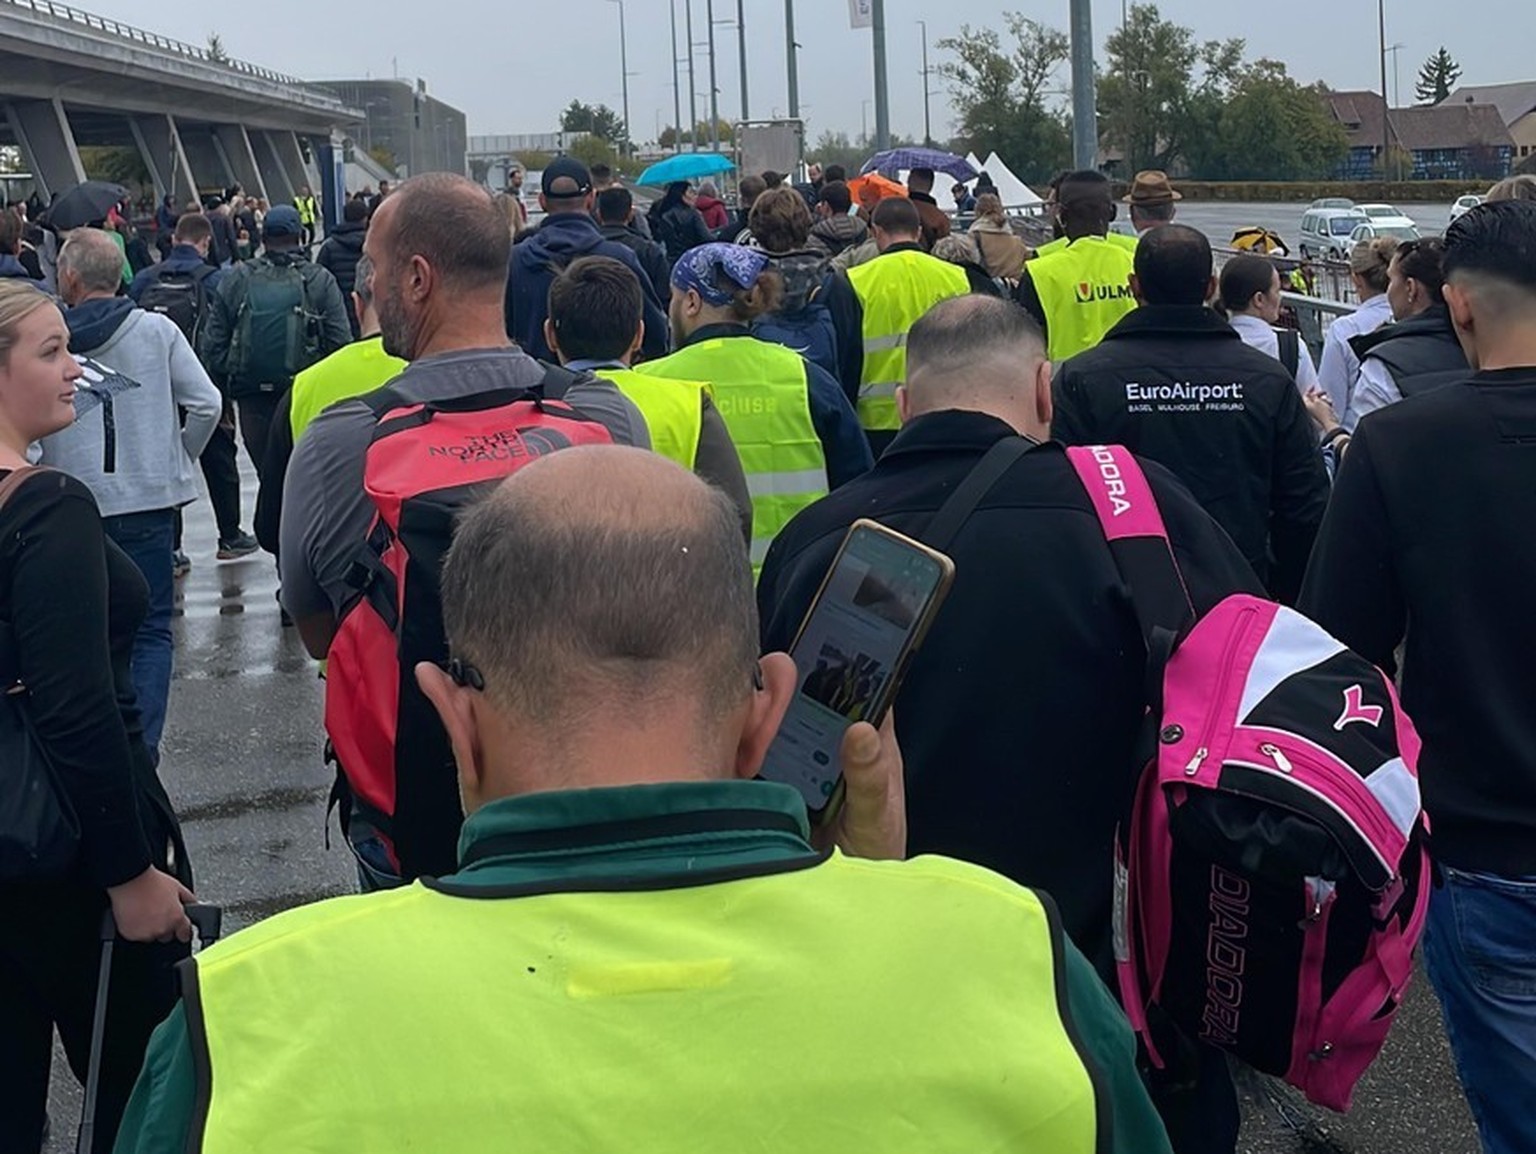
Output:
(428, 780), (823, 898)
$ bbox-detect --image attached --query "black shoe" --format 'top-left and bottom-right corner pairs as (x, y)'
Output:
(172, 550), (192, 578)
(217, 532), (259, 560)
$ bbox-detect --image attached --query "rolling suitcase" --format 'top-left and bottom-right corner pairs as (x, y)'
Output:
(75, 903), (223, 1154)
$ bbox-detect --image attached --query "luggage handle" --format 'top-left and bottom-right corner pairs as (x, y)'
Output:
(77, 903), (223, 1154)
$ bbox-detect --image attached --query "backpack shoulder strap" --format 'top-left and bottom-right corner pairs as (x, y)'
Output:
(537, 361), (587, 401)
(1276, 327), (1300, 379)
(1064, 445), (1195, 646)
(923, 436), (1037, 553)
(0, 465), (44, 512)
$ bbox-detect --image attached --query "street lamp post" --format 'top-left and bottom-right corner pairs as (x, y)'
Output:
(1069, 0), (1097, 170)
(918, 19), (933, 148)
(737, 0), (749, 121)
(606, 0), (630, 157)
(686, 0), (699, 152)
(785, 0), (799, 119)
(670, 0), (683, 150)
(706, 0), (720, 151)
(1378, 0), (1391, 179)
(871, 0), (890, 150)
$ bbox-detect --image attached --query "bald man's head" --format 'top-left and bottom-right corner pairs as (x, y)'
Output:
(440, 447), (758, 734)
(373, 173), (510, 295)
(899, 295), (1052, 437)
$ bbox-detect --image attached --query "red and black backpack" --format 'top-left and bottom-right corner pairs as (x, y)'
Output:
(325, 373), (613, 886)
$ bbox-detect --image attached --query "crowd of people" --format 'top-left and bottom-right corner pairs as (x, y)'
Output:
(0, 155), (1534, 1154)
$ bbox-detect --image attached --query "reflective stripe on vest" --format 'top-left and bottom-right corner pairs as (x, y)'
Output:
(846, 251), (970, 432)
(636, 336), (827, 574)
(295, 196), (317, 225)
(288, 336), (408, 442)
(184, 852), (1104, 1153)
(1028, 238), (1138, 362)
(595, 368), (706, 471)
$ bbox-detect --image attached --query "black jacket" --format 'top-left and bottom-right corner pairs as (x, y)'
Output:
(316, 221), (368, 338)
(648, 202), (713, 265)
(1350, 305), (1469, 398)
(599, 222), (671, 301)
(758, 410), (1261, 973)
(1301, 369), (1536, 876)
(1052, 305), (1329, 602)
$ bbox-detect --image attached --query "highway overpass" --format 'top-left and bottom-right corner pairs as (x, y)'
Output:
(0, 0), (362, 212)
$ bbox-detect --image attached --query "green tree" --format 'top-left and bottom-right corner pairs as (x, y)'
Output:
(807, 130), (867, 175)
(206, 33), (229, 63)
(1415, 47), (1462, 106)
(1098, 5), (1202, 173)
(1196, 63), (1347, 180)
(560, 101), (630, 151)
(78, 146), (151, 190)
(565, 133), (620, 173)
(936, 13), (1071, 182)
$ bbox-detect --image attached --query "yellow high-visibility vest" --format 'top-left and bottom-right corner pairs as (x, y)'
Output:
(294, 196), (318, 226)
(288, 335), (407, 443)
(594, 367), (706, 471)
(184, 852), (1104, 1153)
(845, 250), (970, 432)
(1028, 236), (1138, 361)
(1035, 231), (1140, 258)
(638, 336), (826, 571)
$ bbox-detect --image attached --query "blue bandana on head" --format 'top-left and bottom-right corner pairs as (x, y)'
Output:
(670, 243), (770, 306)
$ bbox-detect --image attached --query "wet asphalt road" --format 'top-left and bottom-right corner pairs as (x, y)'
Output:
(45, 465), (1479, 1153)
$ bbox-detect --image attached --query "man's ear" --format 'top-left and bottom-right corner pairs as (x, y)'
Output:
(895, 384), (912, 426)
(1129, 272), (1145, 306)
(416, 662), (486, 809)
(1034, 357), (1054, 431)
(544, 318), (561, 360)
(629, 320), (646, 359)
(407, 253), (433, 304)
(734, 653), (797, 780)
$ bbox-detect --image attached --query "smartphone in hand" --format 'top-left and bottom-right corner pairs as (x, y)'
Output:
(759, 519), (954, 821)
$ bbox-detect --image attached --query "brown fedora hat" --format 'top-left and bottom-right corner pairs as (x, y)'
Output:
(1124, 170), (1182, 205)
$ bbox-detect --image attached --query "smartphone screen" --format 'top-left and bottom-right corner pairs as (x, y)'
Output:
(759, 520), (953, 816)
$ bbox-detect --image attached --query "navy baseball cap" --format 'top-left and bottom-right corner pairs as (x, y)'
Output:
(263, 205), (303, 238)
(542, 157), (593, 200)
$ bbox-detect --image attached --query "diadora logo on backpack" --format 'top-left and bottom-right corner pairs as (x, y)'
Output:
(428, 426), (576, 463)
(1088, 445), (1133, 516)
(1200, 866), (1251, 1048)
(1335, 684), (1385, 731)
(1074, 281), (1135, 305)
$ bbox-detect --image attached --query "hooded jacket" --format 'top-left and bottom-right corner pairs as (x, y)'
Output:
(1052, 304), (1329, 603)
(317, 221), (368, 337)
(0, 253), (38, 280)
(649, 202), (714, 265)
(598, 221), (671, 300)
(506, 213), (669, 363)
(808, 214), (869, 260)
(695, 193), (729, 232)
(751, 250), (838, 380)
(40, 298), (222, 517)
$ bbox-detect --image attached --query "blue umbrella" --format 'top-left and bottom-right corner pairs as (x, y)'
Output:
(636, 152), (737, 186)
(861, 148), (978, 182)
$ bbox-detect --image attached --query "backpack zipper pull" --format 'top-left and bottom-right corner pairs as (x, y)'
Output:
(1184, 747), (1208, 775)
(1260, 743), (1293, 773)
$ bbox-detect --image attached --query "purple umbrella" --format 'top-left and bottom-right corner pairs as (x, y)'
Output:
(860, 148), (978, 182)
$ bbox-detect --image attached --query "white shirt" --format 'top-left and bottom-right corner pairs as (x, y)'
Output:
(1344, 357), (1402, 432)
(1316, 294), (1393, 419)
(1228, 314), (1320, 395)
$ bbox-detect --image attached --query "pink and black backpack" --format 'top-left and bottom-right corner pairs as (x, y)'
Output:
(1065, 444), (1430, 1112)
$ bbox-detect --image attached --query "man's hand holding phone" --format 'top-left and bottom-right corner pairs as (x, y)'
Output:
(811, 712), (906, 861)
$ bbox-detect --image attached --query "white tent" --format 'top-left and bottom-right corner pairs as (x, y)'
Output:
(980, 152), (1043, 209)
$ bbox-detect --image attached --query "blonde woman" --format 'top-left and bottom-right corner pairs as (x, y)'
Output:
(967, 193), (1030, 281)
(0, 281), (196, 1151)
(1315, 237), (1398, 416)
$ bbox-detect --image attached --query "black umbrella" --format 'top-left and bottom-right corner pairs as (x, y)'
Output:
(46, 181), (129, 232)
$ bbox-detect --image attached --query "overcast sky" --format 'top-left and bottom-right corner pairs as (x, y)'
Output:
(78, 0), (1534, 143)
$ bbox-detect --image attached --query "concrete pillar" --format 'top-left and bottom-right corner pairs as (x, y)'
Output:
(128, 113), (195, 204)
(214, 124), (267, 202)
(177, 124), (234, 197)
(4, 98), (85, 200)
(251, 130), (295, 204)
(274, 132), (321, 205)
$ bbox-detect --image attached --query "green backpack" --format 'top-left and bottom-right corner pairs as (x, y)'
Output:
(226, 259), (322, 394)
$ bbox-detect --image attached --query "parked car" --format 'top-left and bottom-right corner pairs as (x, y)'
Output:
(1299, 207), (1369, 260)
(1449, 194), (1484, 223)
(1358, 202), (1407, 221)
(1308, 197), (1357, 210)
(1349, 221), (1422, 245)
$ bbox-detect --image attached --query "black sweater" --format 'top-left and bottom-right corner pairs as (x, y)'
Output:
(1299, 369), (1536, 875)
(0, 470), (154, 888)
